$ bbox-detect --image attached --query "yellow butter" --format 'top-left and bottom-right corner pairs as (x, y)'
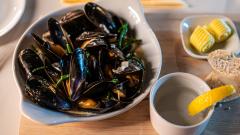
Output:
(208, 19), (232, 42)
(190, 26), (215, 53)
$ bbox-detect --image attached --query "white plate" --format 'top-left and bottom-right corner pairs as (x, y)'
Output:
(13, 0), (162, 124)
(180, 15), (240, 59)
(0, 0), (26, 36)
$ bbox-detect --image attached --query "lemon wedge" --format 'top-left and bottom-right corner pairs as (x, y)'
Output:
(188, 85), (236, 116)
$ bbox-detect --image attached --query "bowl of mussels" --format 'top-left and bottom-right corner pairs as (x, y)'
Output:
(13, 0), (162, 124)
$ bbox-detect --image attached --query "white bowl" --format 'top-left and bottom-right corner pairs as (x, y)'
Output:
(150, 72), (214, 135)
(13, 0), (162, 124)
(180, 15), (240, 59)
(0, 0), (26, 36)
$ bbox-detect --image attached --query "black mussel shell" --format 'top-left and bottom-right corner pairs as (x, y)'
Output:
(79, 38), (107, 51)
(68, 48), (87, 102)
(18, 49), (45, 79)
(75, 31), (117, 44)
(48, 18), (74, 50)
(112, 59), (144, 99)
(112, 58), (144, 75)
(108, 45), (125, 60)
(87, 54), (105, 83)
(83, 81), (114, 99)
(25, 75), (71, 111)
(84, 2), (118, 33)
(32, 33), (63, 64)
(76, 31), (106, 42)
(60, 9), (96, 42)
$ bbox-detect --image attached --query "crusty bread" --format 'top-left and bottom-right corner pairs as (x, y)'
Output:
(208, 50), (240, 75)
(206, 49), (240, 101)
(205, 71), (224, 88)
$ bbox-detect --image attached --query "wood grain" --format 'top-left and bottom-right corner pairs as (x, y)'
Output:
(20, 13), (240, 135)
(20, 98), (158, 135)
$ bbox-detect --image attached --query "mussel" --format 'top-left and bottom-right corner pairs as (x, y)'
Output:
(60, 10), (96, 42)
(83, 81), (114, 99)
(68, 48), (87, 102)
(25, 75), (71, 111)
(32, 33), (63, 64)
(31, 34), (65, 83)
(112, 58), (144, 100)
(79, 37), (107, 50)
(87, 54), (105, 82)
(75, 31), (117, 45)
(84, 2), (118, 33)
(18, 49), (46, 79)
(48, 18), (74, 52)
(18, 2), (144, 116)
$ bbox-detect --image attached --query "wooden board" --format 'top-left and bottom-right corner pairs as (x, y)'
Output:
(20, 13), (240, 135)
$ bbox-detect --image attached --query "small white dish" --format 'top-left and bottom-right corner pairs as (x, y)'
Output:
(180, 15), (240, 59)
(150, 72), (214, 135)
(0, 0), (26, 36)
(13, 0), (162, 124)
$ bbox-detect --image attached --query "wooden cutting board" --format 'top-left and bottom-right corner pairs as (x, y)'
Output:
(19, 21), (210, 135)
(19, 9), (240, 135)
(20, 28), (240, 135)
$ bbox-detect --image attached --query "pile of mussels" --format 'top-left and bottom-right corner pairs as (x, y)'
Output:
(18, 2), (144, 116)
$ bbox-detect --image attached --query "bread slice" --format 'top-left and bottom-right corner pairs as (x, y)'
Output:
(205, 71), (224, 88)
(207, 49), (240, 101)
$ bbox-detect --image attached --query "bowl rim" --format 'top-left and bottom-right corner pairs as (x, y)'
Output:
(12, 0), (162, 124)
(180, 14), (239, 59)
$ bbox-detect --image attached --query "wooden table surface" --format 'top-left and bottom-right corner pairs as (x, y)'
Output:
(20, 13), (240, 135)
(19, 1), (240, 135)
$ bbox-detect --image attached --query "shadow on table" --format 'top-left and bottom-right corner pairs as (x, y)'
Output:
(203, 98), (240, 135)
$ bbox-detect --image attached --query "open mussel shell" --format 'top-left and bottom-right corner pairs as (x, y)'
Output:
(60, 10), (96, 42)
(75, 31), (117, 45)
(68, 48), (87, 102)
(113, 77), (142, 102)
(112, 59), (144, 100)
(25, 75), (71, 111)
(86, 46), (124, 82)
(18, 49), (46, 79)
(48, 18), (74, 50)
(76, 32), (106, 41)
(79, 38), (107, 50)
(108, 45), (125, 60)
(112, 58), (144, 75)
(65, 96), (120, 116)
(84, 2), (118, 34)
(83, 81), (114, 99)
(32, 33), (64, 66)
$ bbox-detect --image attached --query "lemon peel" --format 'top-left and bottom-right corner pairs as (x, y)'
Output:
(188, 85), (236, 116)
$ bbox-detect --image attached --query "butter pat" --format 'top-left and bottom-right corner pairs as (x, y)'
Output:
(190, 26), (215, 53)
(208, 19), (232, 43)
